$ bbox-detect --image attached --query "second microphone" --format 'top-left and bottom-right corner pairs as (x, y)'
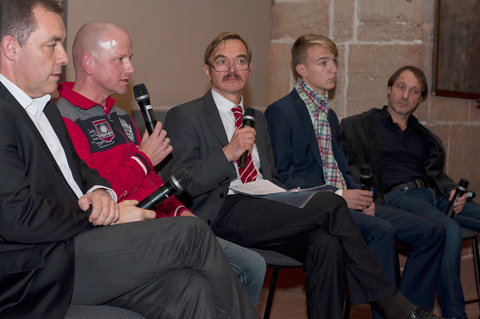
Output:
(136, 169), (192, 210)
(238, 108), (256, 168)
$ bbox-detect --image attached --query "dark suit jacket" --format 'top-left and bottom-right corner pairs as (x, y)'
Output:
(339, 107), (456, 204)
(0, 83), (109, 319)
(265, 89), (358, 190)
(161, 91), (285, 225)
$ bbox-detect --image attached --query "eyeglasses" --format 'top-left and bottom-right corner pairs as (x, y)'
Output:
(211, 60), (250, 72)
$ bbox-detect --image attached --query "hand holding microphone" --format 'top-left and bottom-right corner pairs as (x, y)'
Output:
(222, 108), (256, 163)
(359, 163), (377, 199)
(238, 108), (256, 168)
(138, 122), (172, 167)
(136, 169), (192, 210)
(446, 179), (469, 218)
(360, 164), (372, 191)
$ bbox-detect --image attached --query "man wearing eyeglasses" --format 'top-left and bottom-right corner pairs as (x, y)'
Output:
(161, 32), (442, 319)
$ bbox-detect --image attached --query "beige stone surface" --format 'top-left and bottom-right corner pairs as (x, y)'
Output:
(345, 44), (426, 116)
(357, 0), (424, 42)
(271, 0), (330, 41)
(421, 0), (436, 43)
(430, 96), (470, 122)
(427, 124), (450, 151)
(443, 124), (480, 196)
(471, 101), (480, 121)
(268, 43), (295, 105)
(429, 123), (480, 202)
(413, 100), (429, 123)
(332, 0), (355, 42)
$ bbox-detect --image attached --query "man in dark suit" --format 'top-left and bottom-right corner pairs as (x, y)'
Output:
(162, 31), (441, 319)
(264, 34), (445, 316)
(0, 1), (261, 318)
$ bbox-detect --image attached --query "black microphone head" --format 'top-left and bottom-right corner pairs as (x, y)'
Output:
(458, 178), (469, 189)
(134, 83), (149, 102)
(244, 108), (255, 117)
(360, 163), (372, 179)
(243, 108), (255, 127)
(244, 108), (255, 120)
(170, 169), (192, 192)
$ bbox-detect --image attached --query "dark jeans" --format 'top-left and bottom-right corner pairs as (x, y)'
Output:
(384, 187), (480, 319)
(212, 192), (397, 319)
(351, 205), (445, 313)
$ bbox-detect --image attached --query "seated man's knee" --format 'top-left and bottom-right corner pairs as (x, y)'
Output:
(442, 219), (462, 248)
(181, 216), (212, 233)
(425, 220), (446, 243)
(244, 249), (267, 285)
(218, 239), (266, 287)
(309, 230), (342, 258)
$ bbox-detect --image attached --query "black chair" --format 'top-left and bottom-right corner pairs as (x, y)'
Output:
(461, 227), (480, 305)
(249, 248), (303, 319)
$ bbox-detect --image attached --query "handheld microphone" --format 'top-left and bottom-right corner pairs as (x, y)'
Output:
(445, 178), (469, 218)
(134, 83), (157, 135)
(360, 163), (377, 199)
(359, 163), (372, 191)
(136, 169), (192, 210)
(238, 108), (255, 168)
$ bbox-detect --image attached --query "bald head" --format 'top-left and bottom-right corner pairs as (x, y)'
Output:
(72, 22), (130, 72)
(70, 21), (135, 104)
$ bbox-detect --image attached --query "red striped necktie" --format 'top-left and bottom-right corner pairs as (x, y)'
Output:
(232, 106), (258, 184)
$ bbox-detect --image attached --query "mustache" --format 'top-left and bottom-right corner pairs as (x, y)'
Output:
(222, 73), (243, 82)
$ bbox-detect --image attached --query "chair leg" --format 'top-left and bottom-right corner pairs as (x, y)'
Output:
(466, 236), (480, 305)
(343, 301), (351, 319)
(264, 268), (280, 319)
(465, 235), (480, 305)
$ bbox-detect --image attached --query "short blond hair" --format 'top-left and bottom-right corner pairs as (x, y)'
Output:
(291, 34), (338, 76)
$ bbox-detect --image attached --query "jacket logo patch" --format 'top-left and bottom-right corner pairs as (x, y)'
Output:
(120, 118), (135, 142)
(93, 119), (114, 142)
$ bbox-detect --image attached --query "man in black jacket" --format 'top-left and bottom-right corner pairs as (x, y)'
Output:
(340, 65), (480, 319)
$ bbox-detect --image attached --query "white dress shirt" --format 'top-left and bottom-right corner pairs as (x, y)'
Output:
(211, 88), (263, 194)
(0, 75), (116, 201)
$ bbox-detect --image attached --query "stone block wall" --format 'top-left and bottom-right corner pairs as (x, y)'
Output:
(268, 0), (480, 203)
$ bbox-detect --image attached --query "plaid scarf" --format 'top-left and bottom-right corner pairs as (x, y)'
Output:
(295, 78), (346, 190)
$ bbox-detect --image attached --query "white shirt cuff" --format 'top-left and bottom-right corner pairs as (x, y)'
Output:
(86, 185), (118, 202)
